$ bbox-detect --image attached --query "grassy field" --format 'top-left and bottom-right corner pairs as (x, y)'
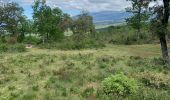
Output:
(0, 44), (170, 100)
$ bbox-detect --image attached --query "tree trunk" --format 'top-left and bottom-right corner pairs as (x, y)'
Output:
(160, 35), (169, 60)
(43, 34), (45, 44)
(160, 0), (170, 60)
(137, 28), (141, 40)
(137, 2), (142, 40)
(46, 33), (49, 43)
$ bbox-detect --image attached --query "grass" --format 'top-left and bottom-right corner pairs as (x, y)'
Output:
(0, 44), (170, 100)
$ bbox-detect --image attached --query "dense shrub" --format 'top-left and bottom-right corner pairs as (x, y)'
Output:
(39, 39), (105, 50)
(0, 36), (6, 43)
(23, 35), (41, 45)
(110, 32), (137, 45)
(5, 36), (17, 44)
(0, 44), (26, 53)
(97, 25), (153, 45)
(0, 44), (8, 52)
(102, 73), (138, 96)
(9, 44), (26, 52)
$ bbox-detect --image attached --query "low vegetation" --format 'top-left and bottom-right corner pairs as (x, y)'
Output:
(0, 0), (170, 99)
(0, 44), (170, 100)
(0, 44), (26, 53)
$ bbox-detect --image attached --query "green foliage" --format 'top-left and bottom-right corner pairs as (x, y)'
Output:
(98, 25), (151, 45)
(23, 35), (41, 45)
(0, 36), (6, 43)
(72, 11), (96, 41)
(129, 87), (170, 100)
(150, 7), (166, 38)
(39, 38), (105, 50)
(111, 31), (138, 45)
(0, 45), (170, 99)
(0, 44), (8, 52)
(126, 0), (150, 39)
(5, 36), (18, 44)
(0, 2), (24, 35)
(32, 0), (65, 42)
(0, 44), (26, 53)
(81, 87), (95, 98)
(17, 18), (35, 43)
(126, 13), (149, 32)
(9, 44), (26, 52)
(102, 73), (138, 96)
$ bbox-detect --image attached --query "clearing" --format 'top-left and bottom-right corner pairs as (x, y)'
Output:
(0, 44), (170, 100)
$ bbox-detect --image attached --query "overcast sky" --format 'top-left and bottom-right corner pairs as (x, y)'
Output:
(0, 0), (163, 19)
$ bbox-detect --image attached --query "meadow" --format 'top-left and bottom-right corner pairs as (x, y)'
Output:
(0, 44), (170, 100)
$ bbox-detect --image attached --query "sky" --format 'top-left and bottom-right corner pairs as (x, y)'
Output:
(0, 0), (163, 19)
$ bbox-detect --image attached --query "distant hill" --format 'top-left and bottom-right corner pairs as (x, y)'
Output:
(91, 11), (132, 25)
(73, 11), (132, 26)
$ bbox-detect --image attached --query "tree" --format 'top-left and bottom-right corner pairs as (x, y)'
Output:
(150, 0), (170, 61)
(58, 14), (73, 32)
(0, 2), (24, 36)
(32, 0), (64, 43)
(72, 11), (95, 41)
(126, 0), (150, 39)
(17, 16), (34, 42)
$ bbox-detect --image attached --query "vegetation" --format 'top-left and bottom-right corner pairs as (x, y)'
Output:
(0, 2), (24, 36)
(0, 44), (170, 99)
(32, 0), (65, 43)
(0, 44), (26, 53)
(72, 11), (96, 41)
(150, 1), (170, 61)
(0, 0), (170, 99)
(102, 73), (138, 96)
(126, 0), (149, 39)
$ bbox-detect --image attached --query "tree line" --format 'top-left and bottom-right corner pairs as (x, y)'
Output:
(0, 0), (95, 43)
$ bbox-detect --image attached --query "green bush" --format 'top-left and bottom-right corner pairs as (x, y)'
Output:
(0, 44), (8, 52)
(24, 36), (41, 45)
(39, 39), (105, 50)
(110, 32), (138, 45)
(102, 73), (138, 96)
(0, 36), (6, 43)
(0, 44), (26, 53)
(9, 44), (26, 52)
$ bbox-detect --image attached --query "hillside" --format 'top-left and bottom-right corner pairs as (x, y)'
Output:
(90, 11), (132, 25)
(73, 11), (132, 26)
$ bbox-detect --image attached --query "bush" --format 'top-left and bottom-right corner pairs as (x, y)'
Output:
(6, 36), (17, 44)
(0, 44), (26, 53)
(0, 44), (8, 52)
(9, 44), (26, 52)
(102, 73), (138, 96)
(110, 32), (138, 45)
(39, 38), (105, 50)
(0, 36), (6, 43)
(24, 36), (41, 45)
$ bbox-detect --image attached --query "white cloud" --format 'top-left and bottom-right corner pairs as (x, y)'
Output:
(1, 0), (163, 12)
(50, 0), (132, 12)
(1, 0), (131, 12)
